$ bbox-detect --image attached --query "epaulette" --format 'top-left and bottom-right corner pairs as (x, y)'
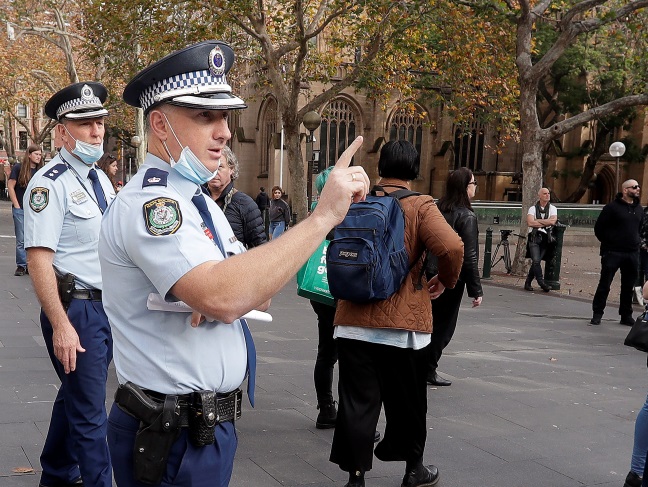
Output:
(43, 163), (68, 181)
(142, 168), (168, 188)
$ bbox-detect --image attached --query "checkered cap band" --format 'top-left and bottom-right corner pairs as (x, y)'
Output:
(56, 96), (103, 119)
(139, 69), (231, 112)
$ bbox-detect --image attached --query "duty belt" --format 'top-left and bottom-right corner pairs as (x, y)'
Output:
(71, 289), (102, 301)
(142, 388), (243, 426)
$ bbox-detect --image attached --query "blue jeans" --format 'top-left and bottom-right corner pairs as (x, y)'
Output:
(631, 392), (648, 476)
(270, 221), (286, 240)
(12, 207), (26, 267)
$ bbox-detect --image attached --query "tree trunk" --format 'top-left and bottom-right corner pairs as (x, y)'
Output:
(284, 122), (307, 223)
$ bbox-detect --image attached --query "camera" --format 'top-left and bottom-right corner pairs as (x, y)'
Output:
(500, 229), (513, 238)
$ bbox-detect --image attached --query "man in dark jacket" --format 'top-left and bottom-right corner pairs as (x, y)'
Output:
(255, 187), (270, 212)
(591, 179), (643, 326)
(205, 147), (267, 248)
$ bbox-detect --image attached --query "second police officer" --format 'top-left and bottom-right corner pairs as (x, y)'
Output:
(25, 82), (114, 487)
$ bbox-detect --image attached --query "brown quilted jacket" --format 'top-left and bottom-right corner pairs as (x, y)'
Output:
(334, 179), (464, 333)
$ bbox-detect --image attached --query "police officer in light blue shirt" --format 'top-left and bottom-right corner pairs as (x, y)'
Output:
(100, 40), (369, 486)
(24, 82), (114, 487)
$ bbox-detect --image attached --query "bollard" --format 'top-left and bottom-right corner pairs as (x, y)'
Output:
(292, 212), (298, 226)
(544, 223), (567, 290)
(482, 227), (493, 279)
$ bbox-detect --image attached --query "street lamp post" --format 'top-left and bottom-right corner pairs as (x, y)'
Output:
(609, 141), (626, 193)
(130, 136), (142, 183)
(303, 111), (322, 212)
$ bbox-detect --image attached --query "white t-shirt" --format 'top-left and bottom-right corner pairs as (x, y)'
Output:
(527, 204), (557, 234)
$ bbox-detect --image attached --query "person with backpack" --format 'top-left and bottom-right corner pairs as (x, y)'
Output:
(426, 167), (483, 387)
(524, 187), (557, 292)
(329, 140), (464, 487)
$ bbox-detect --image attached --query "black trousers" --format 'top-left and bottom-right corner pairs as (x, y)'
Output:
(330, 338), (428, 473)
(526, 232), (548, 284)
(592, 250), (639, 317)
(310, 300), (338, 405)
(428, 281), (465, 373)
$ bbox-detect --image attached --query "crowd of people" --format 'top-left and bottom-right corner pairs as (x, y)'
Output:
(4, 38), (646, 487)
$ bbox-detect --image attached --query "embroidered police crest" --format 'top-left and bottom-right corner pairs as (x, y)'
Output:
(29, 187), (49, 213)
(143, 198), (182, 236)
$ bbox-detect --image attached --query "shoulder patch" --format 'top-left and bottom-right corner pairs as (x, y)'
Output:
(143, 197), (182, 236)
(29, 187), (50, 212)
(142, 168), (168, 188)
(43, 163), (68, 181)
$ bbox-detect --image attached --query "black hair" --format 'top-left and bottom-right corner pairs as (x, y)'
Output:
(437, 167), (473, 213)
(378, 140), (420, 181)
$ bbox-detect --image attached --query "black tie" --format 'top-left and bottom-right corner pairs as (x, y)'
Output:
(191, 192), (257, 406)
(88, 168), (107, 212)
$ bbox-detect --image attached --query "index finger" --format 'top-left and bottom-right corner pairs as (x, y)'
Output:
(334, 136), (363, 170)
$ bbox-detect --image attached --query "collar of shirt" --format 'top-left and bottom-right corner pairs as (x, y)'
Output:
(60, 147), (95, 178)
(143, 153), (203, 201)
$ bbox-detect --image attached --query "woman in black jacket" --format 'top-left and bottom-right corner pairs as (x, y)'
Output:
(427, 167), (483, 386)
(205, 146), (267, 248)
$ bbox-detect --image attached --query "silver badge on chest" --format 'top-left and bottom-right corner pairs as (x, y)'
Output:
(70, 189), (88, 204)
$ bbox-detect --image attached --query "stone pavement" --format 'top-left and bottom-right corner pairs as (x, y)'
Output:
(0, 199), (646, 487)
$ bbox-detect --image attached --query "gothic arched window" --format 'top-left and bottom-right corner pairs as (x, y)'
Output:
(320, 100), (358, 168)
(260, 98), (277, 176)
(389, 106), (424, 156)
(452, 120), (485, 171)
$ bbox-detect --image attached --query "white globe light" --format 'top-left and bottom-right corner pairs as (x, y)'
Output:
(609, 141), (626, 158)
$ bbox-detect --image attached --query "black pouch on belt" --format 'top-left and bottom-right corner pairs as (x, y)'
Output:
(54, 267), (76, 311)
(114, 383), (181, 485)
(189, 390), (217, 447)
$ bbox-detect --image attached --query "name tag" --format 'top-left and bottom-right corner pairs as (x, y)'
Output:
(70, 190), (88, 205)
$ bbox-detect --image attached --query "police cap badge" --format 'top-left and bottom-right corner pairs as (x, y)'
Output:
(44, 82), (109, 121)
(123, 40), (246, 114)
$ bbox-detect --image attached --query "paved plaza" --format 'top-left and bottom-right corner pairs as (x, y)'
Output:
(0, 199), (646, 487)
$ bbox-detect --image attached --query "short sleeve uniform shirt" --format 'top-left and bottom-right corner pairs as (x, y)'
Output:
(99, 153), (248, 395)
(24, 148), (116, 289)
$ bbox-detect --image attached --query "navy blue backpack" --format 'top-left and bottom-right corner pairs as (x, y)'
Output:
(326, 186), (419, 302)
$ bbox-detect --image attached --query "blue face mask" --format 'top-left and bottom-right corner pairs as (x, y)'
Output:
(163, 114), (218, 185)
(64, 126), (104, 165)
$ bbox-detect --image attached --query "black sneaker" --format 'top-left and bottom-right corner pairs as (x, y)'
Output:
(401, 464), (440, 487)
(623, 471), (642, 487)
(14, 266), (26, 276)
(315, 401), (337, 429)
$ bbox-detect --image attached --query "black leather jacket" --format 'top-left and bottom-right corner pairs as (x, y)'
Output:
(441, 206), (483, 298)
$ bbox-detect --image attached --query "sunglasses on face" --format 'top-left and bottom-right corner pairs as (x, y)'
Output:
(626, 185), (641, 189)
(468, 181), (477, 186)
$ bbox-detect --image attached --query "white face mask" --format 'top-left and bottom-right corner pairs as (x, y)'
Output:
(63, 125), (104, 165)
(162, 113), (218, 185)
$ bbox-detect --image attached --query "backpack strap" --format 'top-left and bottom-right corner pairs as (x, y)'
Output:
(373, 185), (427, 289)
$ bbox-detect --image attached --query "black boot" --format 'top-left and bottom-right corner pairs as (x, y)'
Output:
(537, 279), (551, 292)
(316, 401), (337, 429)
(401, 464), (440, 487)
(344, 470), (365, 487)
(623, 470), (642, 487)
(524, 275), (534, 291)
